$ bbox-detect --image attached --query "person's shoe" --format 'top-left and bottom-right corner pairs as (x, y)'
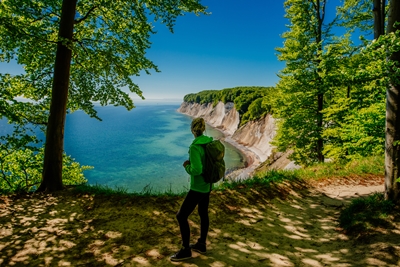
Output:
(190, 242), (207, 254)
(170, 247), (192, 262)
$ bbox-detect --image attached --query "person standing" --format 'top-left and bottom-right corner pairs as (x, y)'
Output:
(170, 117), (213, 262)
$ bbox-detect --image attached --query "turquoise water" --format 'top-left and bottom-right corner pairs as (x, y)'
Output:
(62, 104), (245, 193)
(0, 104), (246, 192)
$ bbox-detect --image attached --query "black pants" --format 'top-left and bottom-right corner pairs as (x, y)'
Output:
(176, 189), (210, 248)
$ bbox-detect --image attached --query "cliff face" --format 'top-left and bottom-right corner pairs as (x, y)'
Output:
(231, 114), (276, 162)
(178, 102), (240, 135)
(178, 101), (282, 169)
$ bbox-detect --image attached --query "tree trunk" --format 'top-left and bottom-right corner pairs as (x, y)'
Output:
(38, 0), (77, 192)
(317, 93), (324, 162)
(316, 0), (325, 163)
(373, 0), (386, 39)
(385, 0), (400, 203)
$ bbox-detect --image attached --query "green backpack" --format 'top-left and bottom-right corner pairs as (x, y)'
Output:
(200, 140), (226, 183)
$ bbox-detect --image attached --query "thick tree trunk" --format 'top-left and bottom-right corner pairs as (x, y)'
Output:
(38, 0), (77, 192)
(373, 0), (386, 39)
(385, 0), (400, 203)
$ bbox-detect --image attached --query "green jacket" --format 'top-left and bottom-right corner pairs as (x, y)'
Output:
(184, 134), (213, 193)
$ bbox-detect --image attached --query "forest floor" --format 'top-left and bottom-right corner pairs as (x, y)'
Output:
(1, 175), (400, 267)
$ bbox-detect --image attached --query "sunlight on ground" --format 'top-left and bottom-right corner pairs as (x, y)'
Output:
(1, 179), (399, 266)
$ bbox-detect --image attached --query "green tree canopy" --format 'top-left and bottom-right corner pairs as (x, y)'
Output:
(0, 0), (207, 192)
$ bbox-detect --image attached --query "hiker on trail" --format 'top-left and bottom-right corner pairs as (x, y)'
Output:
(170, 117), (213, 262)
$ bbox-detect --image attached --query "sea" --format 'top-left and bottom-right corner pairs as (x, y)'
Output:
(1, 102), (246, 193)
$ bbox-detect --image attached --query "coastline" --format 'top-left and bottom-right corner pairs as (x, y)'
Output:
(176, 100), (298, 178)
(210, 126), (262, 180)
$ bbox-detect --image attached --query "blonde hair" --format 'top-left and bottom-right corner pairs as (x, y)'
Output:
(191, 117), (205, 136)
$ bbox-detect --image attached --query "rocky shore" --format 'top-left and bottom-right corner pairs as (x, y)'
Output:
(177, 101), (294, 179)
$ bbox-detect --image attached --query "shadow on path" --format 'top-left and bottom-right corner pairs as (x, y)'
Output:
(1, 178), (399, 266)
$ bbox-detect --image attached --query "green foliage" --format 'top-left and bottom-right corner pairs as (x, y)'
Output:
(320, 27), (400, 162)
(0, 123), (90, 194)
(339, 193), (395, 234)
(232, 88), (264, 114)
(183, 90), (220, 105)
(291, 155), (384, 180)
(0, 122), (90, 194)
(0, 139), (90, 194)
(323, 102), (386, 160)
(0, 133), (42, 194)
(336, 0), (374, 34)
(62, 155), (92, 186)
(241, 98), (266, 124)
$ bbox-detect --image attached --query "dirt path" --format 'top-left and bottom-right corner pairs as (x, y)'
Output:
(1, 176), (399, 267)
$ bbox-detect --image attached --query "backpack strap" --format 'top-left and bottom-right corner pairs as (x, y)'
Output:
(198, 143), (207, 177)
(199, 143), (212, 193)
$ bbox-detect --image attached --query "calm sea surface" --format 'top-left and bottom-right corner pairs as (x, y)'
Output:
(1, 103), (246, 193)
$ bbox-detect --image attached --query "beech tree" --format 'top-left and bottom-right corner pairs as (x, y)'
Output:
(334, 0), (400, 202)
(0, 0), (206, 192)
(321, 0), (387, 160)
(274, 0), (334, 165)
(385, 0), (400, 202)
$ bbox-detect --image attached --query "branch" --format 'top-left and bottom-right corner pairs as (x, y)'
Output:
(74, 6), (97, 24)
(72, 53), (89, 71)
(323, 14), (339, 37)
(321, 0), (326, 22)
(23, 168), (29, 189)
(22, 116), (47, 126)
(74, 39), (90, 56)
(310, 0), (317, 12)
(2, 20), (58, 44)
(29, 70), (53, 85)
(11, 98), (49, 125)
(0, 163), (13, 189)
(25, 181), (41, 188)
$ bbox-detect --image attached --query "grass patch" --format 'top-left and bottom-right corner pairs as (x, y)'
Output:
(216, 169), (300, 190)
(71, 170), (303, 197)
(70, 183), (187, 197)
(71, 183), (130, 196)
(290, 155), (384, 180)
(139, 183), (187, 197)
(339, 193), (395, 234)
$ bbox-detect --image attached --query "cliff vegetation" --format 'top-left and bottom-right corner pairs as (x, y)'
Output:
(183, 86), (275, 126)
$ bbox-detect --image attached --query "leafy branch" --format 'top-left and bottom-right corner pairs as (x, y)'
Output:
(74, 6), (98, 25)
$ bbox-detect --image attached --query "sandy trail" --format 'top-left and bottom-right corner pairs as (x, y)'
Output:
(1, 176), (399, 267)
(179, 178), (399, 267)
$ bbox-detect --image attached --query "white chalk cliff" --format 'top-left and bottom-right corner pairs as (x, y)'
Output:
(178, 101), (296, 176)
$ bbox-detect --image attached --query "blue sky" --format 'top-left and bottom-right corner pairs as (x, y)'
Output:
(0, 0), (347, 102)
(135, 0), (288, 100)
